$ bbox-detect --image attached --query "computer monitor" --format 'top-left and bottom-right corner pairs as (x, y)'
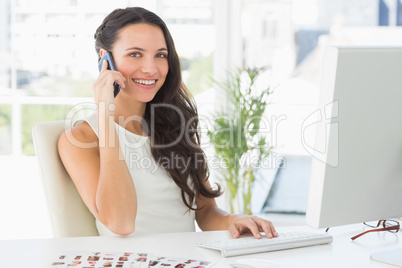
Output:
(305, 46), (402, 229)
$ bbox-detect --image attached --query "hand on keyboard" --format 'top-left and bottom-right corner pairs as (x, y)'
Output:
(197, 231), (333, 257)
(228, 215), (278, 239)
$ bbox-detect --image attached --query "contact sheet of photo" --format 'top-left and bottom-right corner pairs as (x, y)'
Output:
(50, 251), (215, 268)
(50, 251), (149, 268)
(146, 256), (213, 267)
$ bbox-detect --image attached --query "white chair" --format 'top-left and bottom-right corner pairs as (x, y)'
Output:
(32, 120), (99, 237)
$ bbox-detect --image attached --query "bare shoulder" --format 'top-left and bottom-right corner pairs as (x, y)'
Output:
(58, 121), (100, 169)
(58, 121), (98, 152)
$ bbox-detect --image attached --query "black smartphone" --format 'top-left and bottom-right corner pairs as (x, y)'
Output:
(98, 51), (120, 97)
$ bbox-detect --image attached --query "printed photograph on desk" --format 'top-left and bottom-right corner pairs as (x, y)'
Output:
(50, 251), (150, 268)
(147, 256), (215, 268)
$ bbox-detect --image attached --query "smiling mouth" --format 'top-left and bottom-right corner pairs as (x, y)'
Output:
(133, 79), (157, 85)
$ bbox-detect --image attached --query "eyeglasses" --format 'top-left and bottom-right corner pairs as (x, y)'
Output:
(351, 219), (400, 240)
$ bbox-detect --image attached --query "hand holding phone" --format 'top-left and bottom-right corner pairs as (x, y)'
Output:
(98, 51), (121, 98)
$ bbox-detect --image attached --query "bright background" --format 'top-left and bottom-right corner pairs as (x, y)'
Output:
(1, 0), (402, 239)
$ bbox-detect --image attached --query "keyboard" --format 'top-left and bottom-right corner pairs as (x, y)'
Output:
(196, 231), (333, 257)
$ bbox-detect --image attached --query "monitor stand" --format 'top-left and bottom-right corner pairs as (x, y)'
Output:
(370, 248), (402, 266)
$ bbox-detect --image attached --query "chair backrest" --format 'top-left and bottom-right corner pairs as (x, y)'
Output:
(32, 120), (99, 237)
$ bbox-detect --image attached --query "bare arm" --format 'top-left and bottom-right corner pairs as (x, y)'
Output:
(195, 180), (278, 239)
(58, 117), (136, 235)
(58, 60), (136, 235)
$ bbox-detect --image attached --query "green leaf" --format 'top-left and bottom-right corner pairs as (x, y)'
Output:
(208, 67), (274, 214)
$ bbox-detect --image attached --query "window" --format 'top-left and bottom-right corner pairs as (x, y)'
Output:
(0, 0), (215, 156)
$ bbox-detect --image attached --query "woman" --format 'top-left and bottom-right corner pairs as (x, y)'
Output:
(58, 6), (277, 239)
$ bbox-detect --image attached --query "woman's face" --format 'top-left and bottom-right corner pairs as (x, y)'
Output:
(111, 23), (169, 103)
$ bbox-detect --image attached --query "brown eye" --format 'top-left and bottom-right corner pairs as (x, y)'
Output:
(156, 53), (167, 58)
(130, 52), (141, 57)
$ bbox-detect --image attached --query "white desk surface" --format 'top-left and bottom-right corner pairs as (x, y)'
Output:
(0, 224), (401, 268)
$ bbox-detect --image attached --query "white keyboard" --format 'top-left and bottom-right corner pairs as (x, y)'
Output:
(196, 231), (333, 257)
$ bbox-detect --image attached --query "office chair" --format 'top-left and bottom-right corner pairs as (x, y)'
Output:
(32, 120), (99, 237)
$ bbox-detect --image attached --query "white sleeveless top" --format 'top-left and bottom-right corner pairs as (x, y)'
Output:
(75, 113), (196, 236)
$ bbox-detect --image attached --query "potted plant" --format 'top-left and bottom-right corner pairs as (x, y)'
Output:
(207, 68), (273, 215)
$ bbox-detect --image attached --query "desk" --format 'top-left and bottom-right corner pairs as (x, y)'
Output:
(0, 224), (401, 268)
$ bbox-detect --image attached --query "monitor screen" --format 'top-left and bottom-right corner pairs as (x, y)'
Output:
(305, 46), (402, 229)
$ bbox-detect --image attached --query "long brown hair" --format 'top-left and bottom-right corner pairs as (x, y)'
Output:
(94, 7), (221, 210)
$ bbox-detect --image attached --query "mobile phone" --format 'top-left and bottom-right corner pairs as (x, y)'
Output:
(98, 51), (121, 97)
